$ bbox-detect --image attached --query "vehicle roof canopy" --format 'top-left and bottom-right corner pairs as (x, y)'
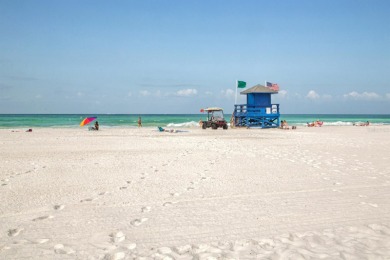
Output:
(204, 107), (223, 111)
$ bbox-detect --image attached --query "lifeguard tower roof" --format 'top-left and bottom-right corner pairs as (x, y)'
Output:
(240, 84), (278, 94)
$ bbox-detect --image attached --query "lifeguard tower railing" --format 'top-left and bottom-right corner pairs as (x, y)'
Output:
(233, 104), (280, 128)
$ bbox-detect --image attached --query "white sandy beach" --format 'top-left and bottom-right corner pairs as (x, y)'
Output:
(1, 126), (390, 259)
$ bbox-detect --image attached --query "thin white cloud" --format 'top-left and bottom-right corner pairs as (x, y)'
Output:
(221, 89), (235, 99)
(278, 90), (288, 98)
(139, 90), (151, 96)
(77, 92), (84, 97)
(386, 93), (390, 100)
(343, 91), (381, 100)
(138, 90), (164, 97)
(35, 94), (42, 99)
(306, 90), (320, 100)
(127, 91), (132, 97)
(205, 91), (213, 96)
(176, 88), (198, 97)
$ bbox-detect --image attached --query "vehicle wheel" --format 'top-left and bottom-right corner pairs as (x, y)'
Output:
(223, 124), (228, 130)
(211, 124), (218, 130)
(202, 122), (207, 129)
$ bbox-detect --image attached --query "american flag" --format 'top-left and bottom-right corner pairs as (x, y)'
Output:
(270, 83), (279, 91)
(266, 81), (279, 91)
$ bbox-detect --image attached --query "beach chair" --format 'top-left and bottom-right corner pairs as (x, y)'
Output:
(158, 126), (165, 132)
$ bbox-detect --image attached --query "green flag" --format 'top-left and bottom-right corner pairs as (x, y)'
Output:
(237, 80), (246, 88)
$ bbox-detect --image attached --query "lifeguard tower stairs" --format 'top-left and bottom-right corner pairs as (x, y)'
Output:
(233, 84), (280, 128)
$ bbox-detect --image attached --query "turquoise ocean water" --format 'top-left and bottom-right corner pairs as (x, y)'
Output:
(0, 114), (389, 129)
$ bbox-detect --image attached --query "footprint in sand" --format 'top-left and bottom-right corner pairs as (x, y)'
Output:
(80, 198), (96, 203)
(157, 247), (173, 254)
(8, 228), (24, 237)
(174, 244), (192, 255)
(141, 206), (151, 213)
(99, 191), (110, 196)
(130, 218), (148, 227)
(170, 192), (180, 197)
(54, 244), (75, 255)
(35, 239), (50, 244)
(119, 186), (128, 190)
(368, 203), (378, 208)
(110, 231), (126, 243)
(33, 215), (54, 221)
(163, 202), (173, 207)
(104, 252), (125, 260)
(125, 243), (137, 250)
(54, 204), (65, 211)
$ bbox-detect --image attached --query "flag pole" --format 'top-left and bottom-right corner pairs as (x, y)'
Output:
(235, 80), (238, 105)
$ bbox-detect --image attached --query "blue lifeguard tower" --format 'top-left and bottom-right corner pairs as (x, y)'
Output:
(233, 84), (280, 128)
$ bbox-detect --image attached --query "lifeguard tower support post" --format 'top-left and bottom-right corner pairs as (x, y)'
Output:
(233, 84), (280, 128)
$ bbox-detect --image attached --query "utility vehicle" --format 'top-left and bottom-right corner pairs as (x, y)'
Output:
(200, 107), (228, 130)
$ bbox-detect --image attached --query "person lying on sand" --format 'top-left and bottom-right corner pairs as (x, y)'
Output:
(158, 126), (177, 133)
(280, 120), (297, 130)
(307, 120), (323, 127)
(280, 120), (289, 129)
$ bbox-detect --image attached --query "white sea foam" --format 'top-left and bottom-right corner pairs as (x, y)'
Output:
(295, 121), (385, 126)
(324, 121), (354, 126)
(166, 121), (199, 128)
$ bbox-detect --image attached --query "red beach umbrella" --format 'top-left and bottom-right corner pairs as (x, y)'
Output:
(80, 117), (97, 127)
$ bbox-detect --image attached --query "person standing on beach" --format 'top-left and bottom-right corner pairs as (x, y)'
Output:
(230, 114), (235, 129)
(138, 116), (142, 127)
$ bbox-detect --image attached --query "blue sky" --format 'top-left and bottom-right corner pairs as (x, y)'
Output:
(1, 0), (389, 114)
